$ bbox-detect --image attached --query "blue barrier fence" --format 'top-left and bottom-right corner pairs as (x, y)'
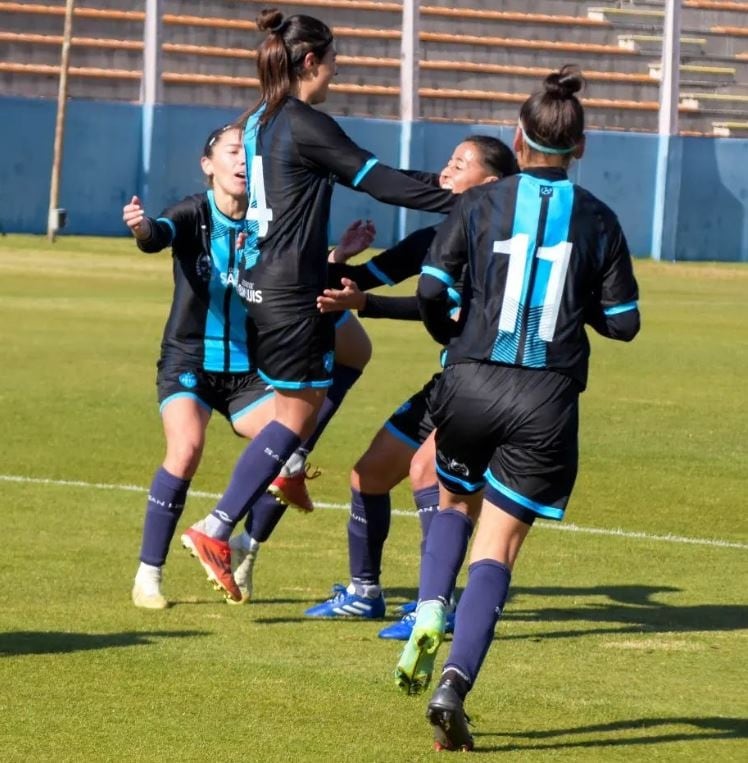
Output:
(1, 95), (746, 261)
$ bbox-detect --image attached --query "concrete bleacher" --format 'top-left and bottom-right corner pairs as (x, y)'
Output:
(0, 0), (746, 134)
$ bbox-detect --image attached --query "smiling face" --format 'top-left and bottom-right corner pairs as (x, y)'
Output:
(439, 141), (498, 194)
(200, 128), (246, 199)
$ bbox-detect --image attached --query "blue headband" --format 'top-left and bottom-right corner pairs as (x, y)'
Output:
(519, 122), (577, 156)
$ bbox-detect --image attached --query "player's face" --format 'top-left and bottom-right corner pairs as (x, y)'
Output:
(308, 45), (337, 104)
(201, 129), (246, 198)
(439, 142), (496, 194)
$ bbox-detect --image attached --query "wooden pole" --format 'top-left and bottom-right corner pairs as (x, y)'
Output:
(47, 0), (75, 242)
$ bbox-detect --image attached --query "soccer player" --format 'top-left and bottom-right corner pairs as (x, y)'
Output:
(395, 66), (640, 752)
(304, 138), (518, 637)
(180, 8), (454, 602)
(124, 125), (375, 608)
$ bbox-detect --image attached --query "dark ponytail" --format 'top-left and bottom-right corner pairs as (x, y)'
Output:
(237, 8), (333, 128)
(519, 65), (585, 155)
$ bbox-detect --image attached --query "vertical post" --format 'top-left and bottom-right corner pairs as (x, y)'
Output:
(141, 0), (163, 208)
(47, 0), (75, 242)
(399, 0), (420, 238)
(652, 0), (682, 261)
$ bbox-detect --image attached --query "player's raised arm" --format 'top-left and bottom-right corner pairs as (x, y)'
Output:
(291, 106), (454, 215)
(122, 194), (182, 254)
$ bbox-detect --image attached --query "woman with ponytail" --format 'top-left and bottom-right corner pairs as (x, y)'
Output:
(395, 66), (641, 751)
(180, 9), (453, 603)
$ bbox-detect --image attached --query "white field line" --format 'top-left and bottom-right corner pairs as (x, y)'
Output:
(2, 473), (747, 551)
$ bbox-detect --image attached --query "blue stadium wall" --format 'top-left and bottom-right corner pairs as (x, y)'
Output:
(1, 95), (747, 262)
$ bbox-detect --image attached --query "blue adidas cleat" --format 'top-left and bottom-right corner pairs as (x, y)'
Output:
(379, 601), (456, 641)
(304, 583), (385, 619)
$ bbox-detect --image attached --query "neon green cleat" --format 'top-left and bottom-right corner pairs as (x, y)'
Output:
(394, 600), (446, 695)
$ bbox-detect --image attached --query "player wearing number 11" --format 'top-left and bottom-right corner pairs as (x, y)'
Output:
(397, 66), (640, 751)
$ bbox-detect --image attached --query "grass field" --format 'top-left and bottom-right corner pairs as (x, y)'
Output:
(0, 235), (746, 761)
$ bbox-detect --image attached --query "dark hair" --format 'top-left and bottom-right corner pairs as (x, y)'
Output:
(464, 135), (519, 178)
(202, 124), (235, 158)
(238, 8), (333, 128)
(519, 65), (585, 155)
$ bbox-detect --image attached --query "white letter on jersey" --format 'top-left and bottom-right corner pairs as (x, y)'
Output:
(246, 155), (273, 237)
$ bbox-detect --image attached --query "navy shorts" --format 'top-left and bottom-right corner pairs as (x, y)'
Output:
(384, 373), (441, 450)
(249, 313), (336, 390)
(157, 358), (273, 423)
(432, 362), (580, 524)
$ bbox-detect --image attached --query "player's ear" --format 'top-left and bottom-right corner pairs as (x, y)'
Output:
(481, 175), (498, 185)
(200, 155), (212, 176)
(301, 50), (318, 73)
(572, 135), (586, 160)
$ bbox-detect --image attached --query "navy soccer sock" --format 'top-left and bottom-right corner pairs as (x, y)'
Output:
(244, 491), (288, 543)
(301, 363), (362, 454)
(139, 467), (190, 567)
(347, 488), (391, 588)
(208, 421), (301, 540)
(413, 484), (440, 559)
(419, 508), (473, 604)
(444, 559), (512, 686)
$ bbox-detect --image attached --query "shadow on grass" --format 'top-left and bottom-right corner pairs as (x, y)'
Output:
(472, 716), (748, 753)
(250, 583), (748, 636)
(502, 584), (748, 639)
(0, 630), (207, 656)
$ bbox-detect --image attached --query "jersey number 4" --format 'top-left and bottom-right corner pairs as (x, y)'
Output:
(493, 234), (572, 342)
(245, 156), (274, 237)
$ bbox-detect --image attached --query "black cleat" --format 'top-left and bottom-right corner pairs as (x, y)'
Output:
(426, 680), (474, 752)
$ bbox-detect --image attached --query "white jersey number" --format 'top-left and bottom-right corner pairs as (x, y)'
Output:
(245, 155), (273, 238)
(493, 235), (572, 342)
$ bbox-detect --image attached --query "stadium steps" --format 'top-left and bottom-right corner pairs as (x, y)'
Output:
(617, 34), (708, 55)
(712, 119), (748, 135)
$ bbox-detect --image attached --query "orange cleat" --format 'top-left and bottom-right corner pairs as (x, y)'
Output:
(181, 525), (242, 602)
(268, 465), (320, 513)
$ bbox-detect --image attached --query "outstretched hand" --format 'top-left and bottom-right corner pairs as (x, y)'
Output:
(122, 195), (151, 239)
(317, 278), (366, 313)
(328, 219), (376, 263)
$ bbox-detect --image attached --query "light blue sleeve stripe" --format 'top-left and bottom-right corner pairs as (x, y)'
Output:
(365, 260), (395, 286)
(421, 266), (455, 288)
(603, 301), (638, 317)
(351, 157), (379, 188)
(485, 470), (565, 521)
(447, 287), (462, 307)
(156, 217), (176, 241)
(435, 463), (485, 493)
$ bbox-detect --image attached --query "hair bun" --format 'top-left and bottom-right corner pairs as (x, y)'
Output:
(543, 65), (584, 99)
(257, 8), (285, 34)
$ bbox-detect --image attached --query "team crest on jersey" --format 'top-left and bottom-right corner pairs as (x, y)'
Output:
(195, 252), (212, 281)
(323, 351), (335, 373)
(539, 185), (554, 197)
(179, 372), (198, 389)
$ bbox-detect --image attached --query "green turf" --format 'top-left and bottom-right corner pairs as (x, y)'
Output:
(0, 235), (746, 761)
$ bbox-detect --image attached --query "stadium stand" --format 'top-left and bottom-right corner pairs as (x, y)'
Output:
(0, 0), (746, 133)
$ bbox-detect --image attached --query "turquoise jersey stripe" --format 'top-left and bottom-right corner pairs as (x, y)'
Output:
(203, 190), (250, 373)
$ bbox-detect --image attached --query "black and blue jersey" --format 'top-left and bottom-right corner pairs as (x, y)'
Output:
(136, 191), (250, 373)
(238, 97), (453, 327)
(418, 167), (640, 388)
